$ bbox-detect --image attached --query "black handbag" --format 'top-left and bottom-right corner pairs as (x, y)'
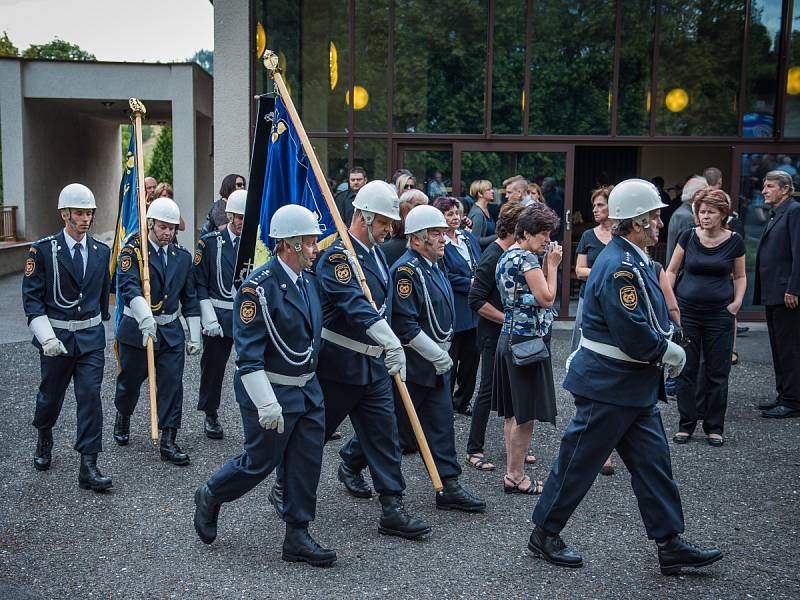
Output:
(507, 254), (550, 366)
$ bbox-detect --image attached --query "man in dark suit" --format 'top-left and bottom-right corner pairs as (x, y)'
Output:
(754, 170), (800, 418)
(334, 166), (367, 226)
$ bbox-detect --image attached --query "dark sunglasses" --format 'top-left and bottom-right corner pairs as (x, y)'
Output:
(403, 184), (415, 190)
(235, 181), (246, 188)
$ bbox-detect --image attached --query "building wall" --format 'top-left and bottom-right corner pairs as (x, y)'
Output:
(639, 146), (733, 195)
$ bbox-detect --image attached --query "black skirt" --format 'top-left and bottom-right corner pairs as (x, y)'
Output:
(491, 333), (557, 425)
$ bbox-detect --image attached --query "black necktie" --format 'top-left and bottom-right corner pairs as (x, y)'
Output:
(158, 246), (167, 272)
(297, 276), (310, 313)
(233, 237), (239, 253)
(373, 248), (387, 284)
(73, 242), (84, 284)
(769, 209), (776, 220)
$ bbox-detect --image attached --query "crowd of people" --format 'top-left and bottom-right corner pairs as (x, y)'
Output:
(21, 159), (799, 572)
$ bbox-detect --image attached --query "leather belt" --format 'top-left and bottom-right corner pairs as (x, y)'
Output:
(123, 306), (181, 326)
(321, 328), (383, 358)
(580, 337), (648, 364)
(266, 371), (315, 387)
(210, 298), (233, 310)
(49, 315), (101, 332)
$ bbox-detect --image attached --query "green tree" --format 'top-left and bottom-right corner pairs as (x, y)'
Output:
(23, 38), (95, 61)
(190, 49), (213, 74)
(146, 126), (173, 184)
(0, 31), (18, 57)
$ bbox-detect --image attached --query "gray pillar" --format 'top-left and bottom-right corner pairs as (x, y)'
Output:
(0, 60), (26, 238)
(172, 69), (197, 249)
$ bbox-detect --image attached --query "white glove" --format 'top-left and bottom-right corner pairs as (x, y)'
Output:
(662, 340), (686, 378)
(241, 370), (284, 433)
(199, 299), (223, 337)
(366, 319), (406, 380)
(186, 316), (203, 355)
(130, 296), (157, 347)
(30, 315), (68, 356)
(408, 331), (453, 375)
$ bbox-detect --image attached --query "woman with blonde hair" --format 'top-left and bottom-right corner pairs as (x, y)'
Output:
(467, 179), (497, 249)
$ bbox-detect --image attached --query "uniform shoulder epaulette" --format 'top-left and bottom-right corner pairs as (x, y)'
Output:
(90, 237), (110, 250)
(174, 243), (191, 256)
(33, 234), (55, 247)
(303, 267), (317, 278)
(124, 233), (142, 249)
(621, 251), (634, 267)
(201, 230), (222, 242)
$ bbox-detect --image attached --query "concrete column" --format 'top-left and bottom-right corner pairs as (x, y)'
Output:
(0, 60), (26, 239)
(171, 67), (197, 249)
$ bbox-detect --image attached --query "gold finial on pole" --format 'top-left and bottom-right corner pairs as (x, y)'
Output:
(129, 97), (147, 116)
(262, 49), (279, 73)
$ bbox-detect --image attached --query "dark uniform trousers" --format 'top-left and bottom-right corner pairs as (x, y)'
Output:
(207, 375), (325, 525)
(532, 395), (685, 541)
(114, 339), (185, 430)
(197, 334), (234, 417)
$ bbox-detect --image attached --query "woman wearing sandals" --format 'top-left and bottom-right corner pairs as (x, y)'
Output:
(492, 204), (561, 495)
(666, 188), (746, 447)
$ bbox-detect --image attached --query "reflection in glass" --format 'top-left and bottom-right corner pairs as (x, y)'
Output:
(784, 0), (800, 136)
(656, 0), (745, 136)
(309, 137), (349, 192)
(354, 0), (389, 131)
(528, 0), (615, 135)
(744, 0), (782, 137)
(393, 0), (487, 133)
(617, 0), (655, 136)
(491, 0), (527, 134)
(353, 139), (388, 182)
(401, 151), (453, 196)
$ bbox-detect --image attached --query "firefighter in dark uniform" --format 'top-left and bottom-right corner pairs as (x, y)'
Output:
(312, 180), (430, 539)
(193, 188), (246, 439)
(528, 179), (723, 575)
(193, 204), (336, 567)
(22, 183), (112, 491)
(344, 205), (485, 512)
(112, 197), (202, 465)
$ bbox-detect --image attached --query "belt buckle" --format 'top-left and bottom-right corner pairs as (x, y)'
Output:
(67, 321), (78, 332)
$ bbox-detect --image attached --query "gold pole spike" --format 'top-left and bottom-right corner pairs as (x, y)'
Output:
(128, 98), (147, 115)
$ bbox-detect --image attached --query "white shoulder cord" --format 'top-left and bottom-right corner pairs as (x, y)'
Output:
(215, 236), (234, 299)
(50, 239), (80, 309)
(343, 247), (387, 316)
(255, 286), (313, 366)
(632, 265), (674, 340)
(414, 266), (453, 343)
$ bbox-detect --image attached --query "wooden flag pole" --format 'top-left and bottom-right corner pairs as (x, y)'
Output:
(129, 98), (159, 444)
(264, 53), (443, 491)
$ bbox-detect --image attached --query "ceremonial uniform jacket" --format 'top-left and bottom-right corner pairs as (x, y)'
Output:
(193, 227), (238, 337)
(22, 231), (110, 355)
(391, 249), (456, 388)
(315, 234), (393, 386)
(442, 230), (481, 332)
(234, 257), (323, 414)
(116, 235), (200, 350)
(564, 236), (670, 407)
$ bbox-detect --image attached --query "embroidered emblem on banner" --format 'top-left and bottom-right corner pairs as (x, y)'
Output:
(620, 285), (637, 310)
(193, 250), (202, 266)
(24, 258), (36, 277)
(397, 278), (413, 299)
(240, 300), (257, 324)
(334, 263), (351, 284)
(120, 255), (132, 273)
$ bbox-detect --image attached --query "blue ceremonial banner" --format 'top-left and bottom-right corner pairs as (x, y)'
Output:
(258, 95), (336, 254)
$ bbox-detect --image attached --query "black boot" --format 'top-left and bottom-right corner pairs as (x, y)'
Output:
(269, 481), (284, 518)
(337, 462), (373, 498)
(78, 453), (113, 492)
(33, 429), (53, 471)
(435, 478), (486, 513)
(159, 427), (190, 466)
(657, 535), (723, 575)
(528, 526), (583, 568)
(113, 412), (130, 446)
(193, 484), (222, 544)
(378, 494), (431, 540)
(282, 523), (337, 567)
(204, 414), (224, 440)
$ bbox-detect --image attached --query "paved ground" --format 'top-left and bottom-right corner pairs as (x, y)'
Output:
(0, 270), (796, 598)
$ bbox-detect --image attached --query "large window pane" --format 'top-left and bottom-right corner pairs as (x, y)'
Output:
(656, 0), (746, 136)
(354, 0), (388, 132)
(744, 0), (782, 137)
(393, 0), (488, 133)
(310, 137), (349, 192)
(258, 1), (350, 133)
(353, 139), (388, 182)
(617, 0), (656, 135)
(401, 150), (453, 195)
(491, 0), (527, 134)
(784, 0), (800, 137)
(528, 0), (616, 135)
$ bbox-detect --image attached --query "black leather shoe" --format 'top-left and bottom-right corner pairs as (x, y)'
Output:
(337, 462), (373, 498)
(761, 404), (800, 419)
(269, 481), (285, 518)
(736, 325), (749, 335)
(159, 427), (190, 465)
(378, 494), (431, 540)
(757, 399), (779, 410)
(113, 412), (130, 446)
(282, 524), (337, 567)
(194, 484), (222, 544)
(33, 429), (53, 471)
(528, 526), (583, 568)
(657, 535), (723, 575)
(78, 453), (112, 491)
(204, 414), (224, 440)
(435, 478), (486, 513)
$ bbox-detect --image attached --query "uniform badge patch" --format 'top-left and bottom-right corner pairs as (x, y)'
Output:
(193, 249), (202, 266)
(241, 286), (257, 296)
(613, 270), (634, 280)
(120, 255), (132, 273)
(239, 300), (257, 324)
(24, 258), (36, 277)
(327, 252), (347, 263)
(334, 263), (352, 284)
(398, 265), (415, 276)
(397, 278), (413, 299)
(619, 285), (638, 310)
